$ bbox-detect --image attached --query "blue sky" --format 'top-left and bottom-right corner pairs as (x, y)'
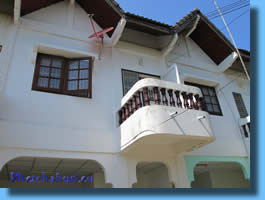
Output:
(115, 0), (250, 51)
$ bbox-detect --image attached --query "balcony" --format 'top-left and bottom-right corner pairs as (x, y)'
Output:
(239, 116), (250, 138)
(118, 78), (215, 155)
(239, 116), (250, 157)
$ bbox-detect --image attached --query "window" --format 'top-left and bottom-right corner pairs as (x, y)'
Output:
(185, 82), (223, 116)
(122, 69), (160, 96)
(32, 53), (93, 98)
(232, 92), (248, 118)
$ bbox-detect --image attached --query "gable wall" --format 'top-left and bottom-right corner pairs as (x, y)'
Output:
(166, 34), (249, 157)
(0, 1), (166, 154)
(0, 1), (249, 158)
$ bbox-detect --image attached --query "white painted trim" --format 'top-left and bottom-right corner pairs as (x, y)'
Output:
(182, 72), (222, 87)
(239, 116), (250, 126)
(185, 15), (200, 38)
(14, 0), (21, 24)
(161, 33), (179, 57)
(67, 0), (75, 29)
(162, 63), (181, 84)
(37, 43), (98, 59)
(121, 78), (202, 107)
(110, 18), (127, 47)
(218, 52), (238, 72)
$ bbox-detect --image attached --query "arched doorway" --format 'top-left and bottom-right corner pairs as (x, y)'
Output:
(191, 162), (250, 188)
(0, 157), (112, 188)
(132, 162), (173, 188)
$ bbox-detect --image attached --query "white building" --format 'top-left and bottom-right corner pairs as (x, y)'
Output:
(0, 0), (250, 188)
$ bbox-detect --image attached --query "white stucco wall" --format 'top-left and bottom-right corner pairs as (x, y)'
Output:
(0, 1), (166, 154)
(166, 36), (250, 157)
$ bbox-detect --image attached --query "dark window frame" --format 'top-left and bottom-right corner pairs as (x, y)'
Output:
(32, 53), (93, 98)
(232, 92), (248, 118)
(121, 69), (160, 96)
(185, 82), (223, 116)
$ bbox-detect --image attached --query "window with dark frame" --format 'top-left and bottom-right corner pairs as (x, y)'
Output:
(32, 53), (93, 98)
(121, 69), (160, 96)
(185, 82), (223, 116)
(232, 92), (248, 118)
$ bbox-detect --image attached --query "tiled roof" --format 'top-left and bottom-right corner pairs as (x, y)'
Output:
(125, 12), (172, 28)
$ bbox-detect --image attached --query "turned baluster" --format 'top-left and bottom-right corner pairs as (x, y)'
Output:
(153, 87), (161, 105)
(128, 100), (133, 115)
(247, 122), (250, 130)
(188, 93), (195, 109)
(135, 91), (142, 108)
(175, 91), (182, 108)
(143, 87), (150, 106)
(181, 92), (189, 109)
(160, 88), (168, 105)
(194, 94), (200, 110)
(198, 97), (205, 111)
(121, 107), (126, 122)
(132, 96), (137, 112)
(168, 89), (175, 107)
(119, 110), (123, 125)
(242, 124), (249, 138)
(125, 104), (129, 119)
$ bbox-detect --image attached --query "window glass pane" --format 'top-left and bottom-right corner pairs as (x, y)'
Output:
(52, 58), (63, 68)
(79, 80), (89, 89)
(123, 71), (139, 95)
(37, 77), (49, 88)
(50, 79), (60, 89)
(80, 69), (89, 79)
(204, 96), (211, 103)
(68, 70), (78, 80)
(201, 87), (209, 95)
(206, 104), (213, 112)
(51, 68), (61, 78)
(185, 81), (222, 115)
(39, 67), (50, 77)
(80, 60), (89, 69)
(68, 80), (78, 90)
(213, 105), (220, 113)
(69, 61), (79, 69)
(40, 56), (51, 66)
(211, 97), (218, 104)
(209, 88), (216, 96)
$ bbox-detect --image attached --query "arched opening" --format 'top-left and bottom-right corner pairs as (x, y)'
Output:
(191, 162), (250, 188)
(0, 157), (112, 188)
(132, 162), (173, 188)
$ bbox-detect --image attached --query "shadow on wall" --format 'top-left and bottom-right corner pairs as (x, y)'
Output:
(191, 162), (250, 188)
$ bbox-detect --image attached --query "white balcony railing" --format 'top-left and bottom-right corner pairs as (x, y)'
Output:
(239, 116), (250, 138)
(118, 78), (215, 155)
(119, 78), (205, 125)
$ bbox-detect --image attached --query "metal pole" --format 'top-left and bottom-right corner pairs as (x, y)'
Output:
(213, 0), (250, 80)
